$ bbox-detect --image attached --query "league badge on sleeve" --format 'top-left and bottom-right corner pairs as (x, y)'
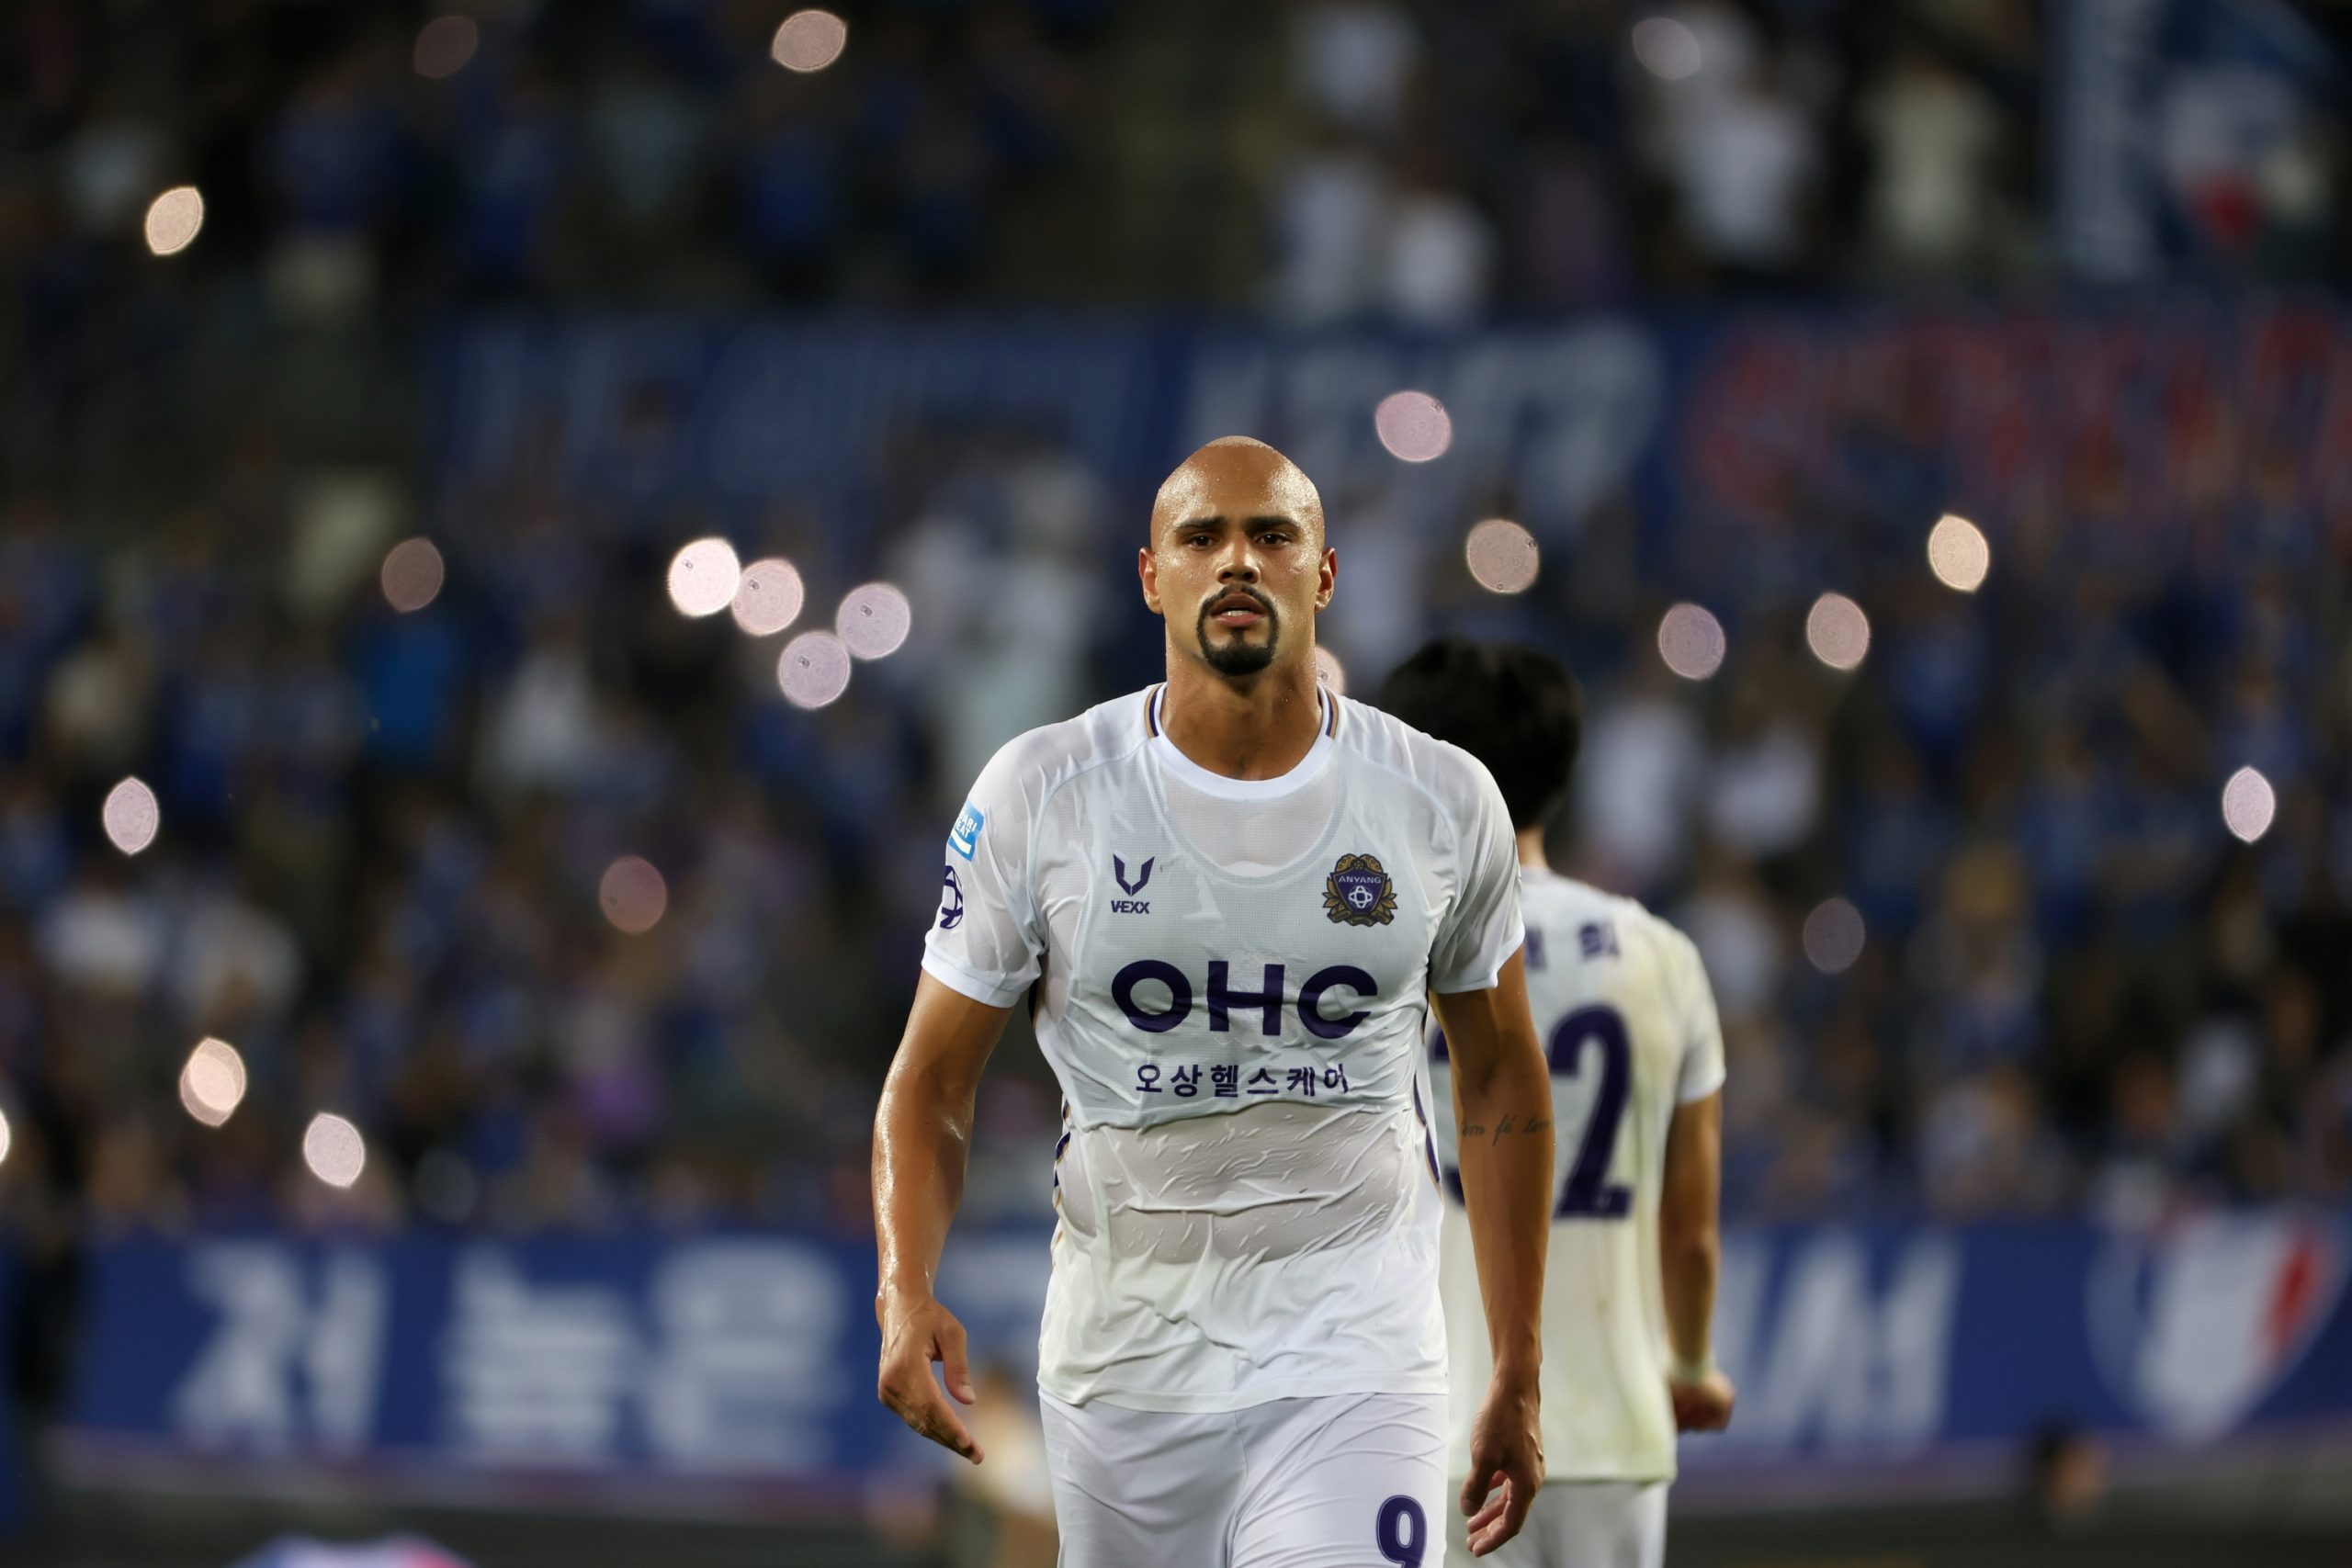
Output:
(938, 864), (966, 930)
(949, 801), (985, 860)
(1323, 852), (1397, 926)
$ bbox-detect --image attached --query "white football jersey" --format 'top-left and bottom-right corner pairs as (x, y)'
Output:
(1432, 870), (1725, 1483)
(922, 684), (1524, 1413)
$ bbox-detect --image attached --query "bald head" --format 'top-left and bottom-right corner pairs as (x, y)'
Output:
(1137, 435), (1334, 682)
(1151, 436), (1325, 545)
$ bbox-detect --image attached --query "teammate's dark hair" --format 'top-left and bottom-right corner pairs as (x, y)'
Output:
(1377, 638), (1582, 830)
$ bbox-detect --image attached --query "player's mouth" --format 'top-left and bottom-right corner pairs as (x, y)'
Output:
(1204, 588), (1272, 630)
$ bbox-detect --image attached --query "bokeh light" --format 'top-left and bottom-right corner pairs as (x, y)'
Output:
(779, 631), (853, 708)
(1805, 592), (1871, 671)
(1374, 390), (1453, 463)
(179, 1038), (248, 1129)
(1464, 519), (1540, 594)
(1804, 898), (1867, 975)
(303, 1113), (367, 1189)
(773, 9), (849, 72)
(103, 777), (160, 855)
(1928, 513), (1991, 592)
(413, 16), (479, 78)
(730, 558), (806, 637)
(380, 537), (446, 613)
(1657, 603), (1726, 681)
(2222, 766), (2277, 843)
(600, 856), (669, 934)
(144, 186), (205, 256)
(836, 582), (912, 660)
(1631, 17), (1703, 80)
(0, 1106), (10, 1167)
(668, 537), (742, 617)
(1315, 646), (1347, 695)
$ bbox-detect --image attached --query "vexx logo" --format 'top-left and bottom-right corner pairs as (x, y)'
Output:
(1110, 855), (1154, 914)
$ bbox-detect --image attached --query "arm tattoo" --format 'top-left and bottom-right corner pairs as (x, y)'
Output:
(1456, 1114), (1554, 1145)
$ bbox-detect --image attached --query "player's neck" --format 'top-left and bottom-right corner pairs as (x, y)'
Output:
(1516, 826), (1551, 874)
(1159, 656), (1324, 782)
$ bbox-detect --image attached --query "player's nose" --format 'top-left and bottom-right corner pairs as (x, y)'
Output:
(1215, 541), (1260, 581)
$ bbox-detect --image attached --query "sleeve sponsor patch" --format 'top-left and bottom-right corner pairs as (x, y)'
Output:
(949, 801), (985, 860)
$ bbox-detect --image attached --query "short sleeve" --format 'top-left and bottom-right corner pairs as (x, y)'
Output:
(920, 743), (1046, 1009)
(1668, 929), (1727, 1104)
(1428, 760), (1526, 994)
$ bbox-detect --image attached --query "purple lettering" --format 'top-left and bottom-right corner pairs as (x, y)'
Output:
(1112, 959), (1192, 1033)
(1207, 961), (1285, 1034)
(1298, 964), (1376, 1040)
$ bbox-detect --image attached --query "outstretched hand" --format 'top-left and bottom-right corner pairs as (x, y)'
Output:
(876, 1290), (985, 1463)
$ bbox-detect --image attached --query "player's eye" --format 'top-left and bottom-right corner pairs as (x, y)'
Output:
(1187, 532), (1215, 547)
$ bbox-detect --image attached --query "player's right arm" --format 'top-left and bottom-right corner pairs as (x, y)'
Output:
(876, 746), (1050, 1464)
(874, 974), (1013, 1464)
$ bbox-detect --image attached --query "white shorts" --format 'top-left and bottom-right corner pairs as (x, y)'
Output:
(1445, 1480), (1666, 1568)
(1040, 1390), (1449, 1568)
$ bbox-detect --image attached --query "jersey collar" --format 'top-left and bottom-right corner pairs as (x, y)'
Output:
(1146, 684), (1338, 802)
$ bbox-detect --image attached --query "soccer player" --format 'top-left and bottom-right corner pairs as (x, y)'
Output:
(874, 438), (1556, 1565)
(1379, 639), (1733, 1568)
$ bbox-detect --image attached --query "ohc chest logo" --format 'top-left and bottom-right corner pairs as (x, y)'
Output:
(1110, 959), (1379, 1040)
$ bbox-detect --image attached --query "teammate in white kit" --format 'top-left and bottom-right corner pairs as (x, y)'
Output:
(874, 439), (1558, 1564)
(1379, 639), (1735, 1568)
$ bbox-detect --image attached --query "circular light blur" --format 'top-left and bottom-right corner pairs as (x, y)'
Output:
(1374, 390), (1453, 463)
(730, 558), (806, 636)
(1805, 592), (1871, 671)
(143, 186), (205, 256)
(1928, 513), (1991, 592)
(1315, 646), (1347, 696)
(179, 1037), (248, 1128)
(380, 537), (446, 613)
(1657, 603), (1726, 681)
(303, 1113), (367, 1190)
(835, 582), (912, 660)
(773, 9), (849, 72)
(668, 537), (742, 618)
(1631, 17), (1703, 80)
(1803, 898), (1867, 975)
(2222, 766), (2277, 843)
(600, 855), (669, 934)
(1464, 519), (1540, 594)
(779, 631), (853, 708)
(103, 777), (160, 855)
(0, 1106), (10, 1166)
(413, 16), (479, 78)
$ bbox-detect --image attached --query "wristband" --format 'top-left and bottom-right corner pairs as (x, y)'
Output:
(1668, 1352), (1715, 1385)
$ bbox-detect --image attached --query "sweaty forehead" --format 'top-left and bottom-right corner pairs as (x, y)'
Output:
(1151, 442), (1324, 536)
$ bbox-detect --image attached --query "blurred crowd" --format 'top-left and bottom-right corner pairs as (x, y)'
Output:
(0, 0), (2347, 1287)
(6, 0), (2347, 321)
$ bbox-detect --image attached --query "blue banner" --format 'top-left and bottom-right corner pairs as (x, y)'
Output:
(432, 305), (2352, 595)
(57, 1213), (2352, 1507)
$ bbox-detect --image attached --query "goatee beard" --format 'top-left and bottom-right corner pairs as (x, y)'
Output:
(1197, 598), (1279, 677)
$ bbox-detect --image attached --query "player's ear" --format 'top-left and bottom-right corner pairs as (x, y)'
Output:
(1315, 545), (1336, 611)
(1138, 546), (1162, 615)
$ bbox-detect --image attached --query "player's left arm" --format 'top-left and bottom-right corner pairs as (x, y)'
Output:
(1433, 949), (1553, 1557)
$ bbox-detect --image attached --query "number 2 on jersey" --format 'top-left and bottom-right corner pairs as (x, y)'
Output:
(1546, 1004), (1632, 1218)
(1442, 1003), (1633, 1220)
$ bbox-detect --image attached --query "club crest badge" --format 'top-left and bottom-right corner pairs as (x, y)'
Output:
(1324, 852), (1397, 927)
